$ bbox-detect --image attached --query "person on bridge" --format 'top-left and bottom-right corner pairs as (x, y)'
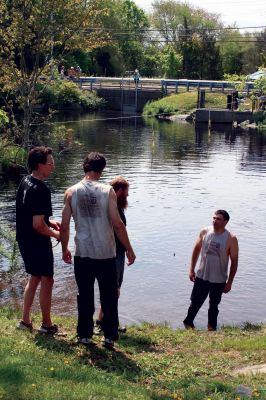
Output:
(133, 69), (140, 86)
(60, 152), (136, 349)
(183, 210), (238, 331)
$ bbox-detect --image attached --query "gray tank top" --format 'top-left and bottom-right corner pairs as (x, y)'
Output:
(70, 180), (116, 259)
(197, 226), (229, 283)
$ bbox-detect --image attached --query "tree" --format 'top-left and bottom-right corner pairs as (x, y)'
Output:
(150, 0), (222, 78)
(90, 0), (150, 74)
(218, 30), (243, 75)
(161, 45), (182, 78)
(0, 0), (107, 147)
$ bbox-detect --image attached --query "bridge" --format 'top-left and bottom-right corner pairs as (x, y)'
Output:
(78, 76), (255, 112)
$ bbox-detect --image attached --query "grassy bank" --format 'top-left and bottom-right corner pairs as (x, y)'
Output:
(0, 308), (265, 400)
(143, 92), (229, 117)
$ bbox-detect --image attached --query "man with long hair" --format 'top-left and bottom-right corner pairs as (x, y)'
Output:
(95, 176), (130, 333)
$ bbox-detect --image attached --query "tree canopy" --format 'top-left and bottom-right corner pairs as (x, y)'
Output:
(0, 0), (107, 145)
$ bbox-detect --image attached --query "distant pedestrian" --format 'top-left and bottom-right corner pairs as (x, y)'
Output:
(133, 69), (140, 86)
(75, 65), (82, 75)
(67, 67), (77, 81)
(183, 210), (238, 331)
(60, 66), (65, 79)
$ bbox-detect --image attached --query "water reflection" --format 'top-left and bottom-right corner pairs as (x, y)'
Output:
(0, 113), (266, 328)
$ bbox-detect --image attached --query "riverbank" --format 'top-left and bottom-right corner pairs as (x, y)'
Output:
(0, 308), (265, 400)
(143, 92), (229, 117)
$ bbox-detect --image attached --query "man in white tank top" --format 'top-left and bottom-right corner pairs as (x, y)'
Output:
(183, 210), (238, 331)
(60, 152), (136, 348)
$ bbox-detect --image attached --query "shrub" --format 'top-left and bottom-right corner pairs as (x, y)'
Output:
(253, 110), (266, 124)
(0, 109), (9, 127)
(0, 138), (27, 173)
(38, 80), (105, 110)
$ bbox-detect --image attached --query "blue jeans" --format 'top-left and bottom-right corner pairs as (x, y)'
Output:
(184, 277), (225, 330)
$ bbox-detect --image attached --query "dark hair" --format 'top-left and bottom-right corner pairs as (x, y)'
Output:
(110, 176), (129, 192)
(83, 152), (106, 173)
(28, 146), (52, 172)
(215, 209), (230, 222)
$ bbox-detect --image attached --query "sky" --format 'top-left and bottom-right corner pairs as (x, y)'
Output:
(133, 0), (266, 31)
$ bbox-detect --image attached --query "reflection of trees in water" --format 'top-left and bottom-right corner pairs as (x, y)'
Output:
(239, 130), (266, 171)
(194, 123), (266, 172)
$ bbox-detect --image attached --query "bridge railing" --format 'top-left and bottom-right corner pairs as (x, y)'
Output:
(78, 76), (255, 94)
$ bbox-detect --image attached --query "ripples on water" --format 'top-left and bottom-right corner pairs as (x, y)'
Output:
(1, 112), (266, 328)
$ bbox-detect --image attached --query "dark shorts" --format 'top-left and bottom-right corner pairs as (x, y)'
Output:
(116, 251), (125, 288)
(18, 241), (54, 277)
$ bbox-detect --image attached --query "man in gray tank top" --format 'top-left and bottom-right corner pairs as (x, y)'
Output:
(183, 210), (238, 331)
(60, 152), (136, 349)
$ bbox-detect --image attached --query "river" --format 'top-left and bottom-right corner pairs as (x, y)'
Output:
(0, 111), (266, 328)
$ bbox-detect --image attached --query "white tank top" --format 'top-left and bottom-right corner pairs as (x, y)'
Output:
(197, 226), (229, 283)
(70, 180), (116, 259)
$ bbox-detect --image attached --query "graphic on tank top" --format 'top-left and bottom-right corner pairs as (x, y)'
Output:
(206, 238), (221, 257)
(78, 191), (101, 218)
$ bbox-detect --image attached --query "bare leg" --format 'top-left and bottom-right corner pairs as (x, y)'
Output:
(39, 276), (54, 327)
(22, 276), (41, 324)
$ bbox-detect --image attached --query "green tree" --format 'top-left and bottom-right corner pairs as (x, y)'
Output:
(90, 0), (149, 74)
(0, 0), (107, 147)
(218, 30), (243, 75)
(151, 0), (222, 78)
(161, 45), (182, 78)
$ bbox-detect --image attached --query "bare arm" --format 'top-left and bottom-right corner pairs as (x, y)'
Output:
(223, 235), (239, 293)
(60, 189), (73, 264)
(108, 188), (136, 266)
(189, 229), (205, 282)
(33, 215), (60, 240)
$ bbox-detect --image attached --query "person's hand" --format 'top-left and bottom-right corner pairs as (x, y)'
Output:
(126, 248), (136, 266)
(223, 282), (232, 293)
(63, 249), (72, 264)
(54, 231), (60, 241)
(50, 220), (61, 231)
(189, 270), (196, 282)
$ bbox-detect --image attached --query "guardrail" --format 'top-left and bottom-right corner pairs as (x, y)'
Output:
(78, 76), (255, 94)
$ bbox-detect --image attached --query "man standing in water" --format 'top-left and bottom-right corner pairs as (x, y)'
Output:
(183, 210), (238, 331)
(16, 147), (61, 333)
(95, 176), (130, 334)
(60, 152), (135, 349)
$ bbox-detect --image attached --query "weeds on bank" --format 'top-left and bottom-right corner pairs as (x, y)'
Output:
(0, 308), (265, 400)
(143, 92), (227, 116)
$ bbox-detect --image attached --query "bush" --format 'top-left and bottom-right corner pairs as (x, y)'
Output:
(0, 109), (9, 127)
(143, 92), (227, 117)
(38, 80), (105, 110)
(253, 110), (266, 124)
(0, 139), (27, 172)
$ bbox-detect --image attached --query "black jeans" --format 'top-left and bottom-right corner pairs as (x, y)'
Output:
(74, 256), (119, 340)
(184, 277), (225, 330)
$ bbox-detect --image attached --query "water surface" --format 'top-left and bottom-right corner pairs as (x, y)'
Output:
(1, 112), (266, 328)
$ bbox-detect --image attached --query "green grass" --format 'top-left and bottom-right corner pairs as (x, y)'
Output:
(0, 308), (265, 400)
(143, 92), (229, 117)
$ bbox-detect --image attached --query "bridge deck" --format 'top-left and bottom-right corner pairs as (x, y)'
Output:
(78, 76), (254, 94)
